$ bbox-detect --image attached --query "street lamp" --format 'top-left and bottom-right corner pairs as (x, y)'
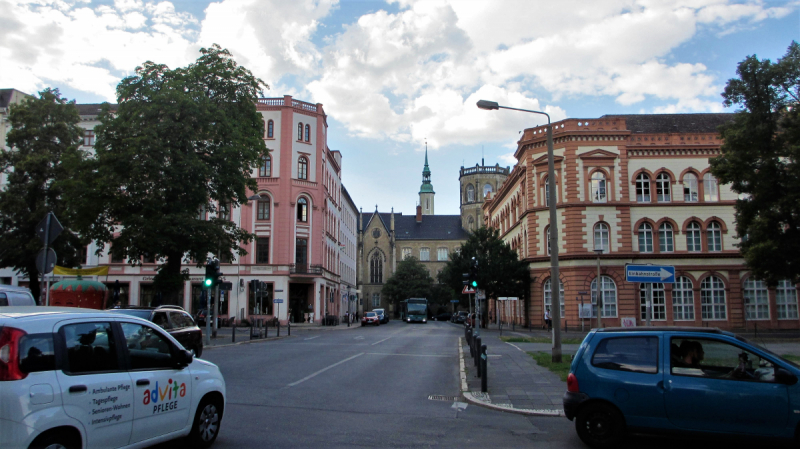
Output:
(594, 247), (603, 329)
(477, 99), (563, 362)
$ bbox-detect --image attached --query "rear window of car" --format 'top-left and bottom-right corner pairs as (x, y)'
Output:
(591, 336), (659, 374)
(19, 333), (55, 373)
(170, 312), (195, 328)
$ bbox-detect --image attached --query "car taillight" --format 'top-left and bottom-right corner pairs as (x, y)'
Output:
(0, 326), (27, 381)
(567, 372), (579, 393)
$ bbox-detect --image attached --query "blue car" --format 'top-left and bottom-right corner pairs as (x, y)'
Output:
(563, 327), (800, 448)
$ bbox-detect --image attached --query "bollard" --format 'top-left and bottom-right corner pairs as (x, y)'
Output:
(480, 345), (488, 393)
(265, 320), (269, 339)
(287, 321), (290, 336)
(250, 322), (254, 340)
(467, 329), (474, 358)
(475, 336), (482, 373)
(278, 320), (281, 337)
(232, 321), (236, 343)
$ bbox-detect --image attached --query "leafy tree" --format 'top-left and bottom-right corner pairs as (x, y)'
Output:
(382, 257), (434, 317)
(0, 88), (86, 304)
(65, 45), (269, 300)
(710, 41), (800, 285)
(438, 227), (530, 323)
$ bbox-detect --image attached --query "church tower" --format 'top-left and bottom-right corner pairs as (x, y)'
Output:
(419, 146), (435, 215)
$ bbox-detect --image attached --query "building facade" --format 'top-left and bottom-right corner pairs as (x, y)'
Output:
(460, 160), (510, 231)
(484, 113), (800, 331)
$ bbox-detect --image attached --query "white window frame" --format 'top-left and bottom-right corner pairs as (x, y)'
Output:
(658, 223), (674, 252)
(590, 171), (607, 203)
(594, 223), (609, 252)
(687, 222), (702, 252)
(636, 173), (651, 203)
(701, 276), (727, 320)
(707, 221), (722, 252)
(419, 247), (430, 261)
(703, 173), (719, 202)
(437, 247), (448, 261)
(640, 283), (666, 320)
(673, 276), (695, 321)
(743, 278), (770, 320)
(591, 276), (617, 318)
(655, 173), (671, 202)
(543, 279), (565, 318)
(777, 280), (799, 320)
(638, 223), (653, 253)
(683, 174), (699, 202)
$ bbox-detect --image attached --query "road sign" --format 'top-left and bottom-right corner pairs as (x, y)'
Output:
(476, 290), (486, 300)
(275, 289), (284, 293)
(578, 291), (589, 295)
(625, 264), (675, 283)
(462, 286), (476, 294)
(498, 297), (519, 301)
(450, 299), (460, 303)
(36, 212), (63, 245)
(219, 281), (233, 291)
(274, 299), (284, 304)
(36, 248), (57, 274)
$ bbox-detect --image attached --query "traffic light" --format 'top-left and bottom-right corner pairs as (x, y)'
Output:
(204, 259), (221, 288)
(462, 272), (470, 286)
(249, 279), (259, 294)
(469, 257), (479, 289)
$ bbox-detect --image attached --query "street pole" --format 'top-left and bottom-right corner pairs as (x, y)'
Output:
(596, 249), (602, 329)
(205, 286), (211, 346)
(646, 282), (652, 327)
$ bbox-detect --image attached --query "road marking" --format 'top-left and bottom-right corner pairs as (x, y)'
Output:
(506, 342), (524, 352)
(371, 337), (391, 346)
(304, 336), (320, 341)
(287, 353), (364, 387)
(354, 336), (364, 340)
(364, 352), (454, 358)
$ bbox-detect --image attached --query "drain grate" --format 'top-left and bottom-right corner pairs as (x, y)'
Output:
(428, 395), (459, 402)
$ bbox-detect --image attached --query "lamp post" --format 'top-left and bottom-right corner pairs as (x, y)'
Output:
(477, 99), (563, 363)
(237, 193), (263, 323)
(347, 285), (351, 327)
(594, 248), (603, 329)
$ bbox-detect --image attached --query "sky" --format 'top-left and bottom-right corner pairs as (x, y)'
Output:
(1, 0), (798, 215)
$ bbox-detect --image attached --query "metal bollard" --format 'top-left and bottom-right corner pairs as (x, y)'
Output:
(476, 336), (482, 373)
(287, 321), (290, 336)
(467, 329), (474, 358)
(480, 345), (488, 393)
(249, 322), (254, 340)
(232, 321), (236, 343)
(278, 320), (281, 337)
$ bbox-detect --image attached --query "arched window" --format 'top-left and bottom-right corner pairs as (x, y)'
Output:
(267, 120), (274, 138)
(590, 275), (617, 318)
(707, 221), (722, 251)
(257, 198), (270, 220)
(656, 173), (671, 202)
(640, 283), (665, 320)
(305, 124), (311, 142)
(777, 280), (799, 319)
(701, 276), (726, 320)
(743, 278), (769, 320)
(590, 171), (606, 203)
(638, 223), (653, 253)
(544, 176), (555, 206)
(466, 184), (475, 203)
(483, 183), (493, 198)
(370, 252), (383, 284)
(703, 173), (719, 202)
(683, 173), (698, 202)
(636, 173), (651, 202)
(297, 123), (303, 140)
(594, 223), (609, 252)
(686, 221), (702, 252)
(658, 222), (674, 252)
(468, 216), (475, 231)
(543, 279), (565, 317)
(673, 276), (695, 320)
(259, 154), (271, 177)
(298, 157), (308, 180)
(296, 197), (308, 222)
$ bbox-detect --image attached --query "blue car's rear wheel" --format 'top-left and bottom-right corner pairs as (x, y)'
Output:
(575, 403), (624, 449)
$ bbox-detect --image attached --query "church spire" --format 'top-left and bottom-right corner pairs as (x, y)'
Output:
(419, 139), (435, 215)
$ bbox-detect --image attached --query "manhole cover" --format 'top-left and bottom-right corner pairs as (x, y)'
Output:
(428, 395), (459, 402)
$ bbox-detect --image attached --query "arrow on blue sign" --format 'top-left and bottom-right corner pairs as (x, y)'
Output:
(625, 265), (675, 283)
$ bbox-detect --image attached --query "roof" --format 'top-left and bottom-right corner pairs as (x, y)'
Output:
(75, 103), (116, 116)
(600, 113), (734, 134)
(0, 89), (32, 109)
(362, 212), (469, 240)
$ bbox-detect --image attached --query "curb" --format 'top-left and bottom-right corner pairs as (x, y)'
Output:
(458, 337), (565, 417)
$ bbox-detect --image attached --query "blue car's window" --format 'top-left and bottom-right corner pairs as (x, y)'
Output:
(591, 336), (658, 374)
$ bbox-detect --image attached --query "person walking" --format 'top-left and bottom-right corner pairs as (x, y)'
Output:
(544, 308), (552, 330)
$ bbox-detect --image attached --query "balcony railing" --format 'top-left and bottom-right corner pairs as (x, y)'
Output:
(460, 165), (510, 177)
(289, 264), (323, 275)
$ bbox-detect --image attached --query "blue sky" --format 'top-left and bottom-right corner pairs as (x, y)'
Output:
(2, 0), (798, 215)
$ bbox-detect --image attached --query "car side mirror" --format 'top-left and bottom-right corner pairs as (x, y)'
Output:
(175, 349), (193, 368)
(776, 367), (797, 385)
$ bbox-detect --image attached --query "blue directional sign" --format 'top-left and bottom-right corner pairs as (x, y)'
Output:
(625, 264), (675, 283)
(273, 299), (284, 304)
(450, 299), (460, 303)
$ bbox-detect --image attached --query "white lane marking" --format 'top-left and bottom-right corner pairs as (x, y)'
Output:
(287, 353), (364, 387)
(304, 336), (320, 341)
(506, 342), (524, 352)
(364, 352), (454, 357)
(371, 337), (391, 346)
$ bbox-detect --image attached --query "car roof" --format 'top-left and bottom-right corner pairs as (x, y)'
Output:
(596, 326), (734, 336)
(0, 306), (155, 324)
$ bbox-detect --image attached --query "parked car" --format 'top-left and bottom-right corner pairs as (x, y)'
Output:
(0, 285), (36, 306)
(361, 311), (380, 326)
(0, 306), (226, 449)
(108, 305), (204, 357)
(563, 326), (800, 448)
(194, 308), (222, 328)
(434, 312), (452, 321)
(453, 311), (468, 324)
(464, 312), (476, 327)
(374, 308), (389, 324)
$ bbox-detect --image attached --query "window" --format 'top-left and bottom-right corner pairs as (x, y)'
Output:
(687, 221), (702, 252)
(545, 226), (551, 255)
(295, 238), (307, 267)
(19, 333), (55, 374)
(169, 312), (194, 329)
(259, 155), (271, 177)
(701, 276), (726, 320)
(267, 120), (274, 138)
(62, 322), (119, 373)
(370, 252), (383, 284)
(297, 198), (308, 222)
(707, 221), (722, 251)
(298, 157), (308, 180)
(249, 282), (273, 315)
(543, 279), (565, 317)
(483, 183), (493, 198)
(683, 173), (699, 202)
(402, 248), (412, 260)
(466, 184), (475, 203)
(703, 173), (719, 201)
(777, 280), (799, 319)
(590, 172), (606, 203)
(743, 278), (770, 320)
(591, 276), (617, 317)
(636, 173), (651, 202)
(305, 124), (310, 142)
(594, 223), (609, 252)
(656, 173), (671, 202)
(83, 130), (95, 146)
(256, 238), (269, 264)
(257, 200), (270, 220)
(673, 276), (695, 320)
(592, 337), (658, 374)
(152, 311), (170, 329)
(372, 293), (381, 308)
(670, 338), (776, 382)
(468, 216), (475, 231)
(658, 223), (674, 252)
(218, 202), (230, 221)
(638, 223), (653, 253)
(640, 283), (665, 320)
(420, 247), (430, 261)
(120, 322), (173, 370)
(437, 247), (448, 261)
(197, 204), (207, 221)
(544, 176), (551, 206)
(297, 122), (303, 140)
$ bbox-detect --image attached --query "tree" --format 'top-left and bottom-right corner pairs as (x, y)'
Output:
(0, 88), (86, 304)
(65, 45), (269, 300)
(382, 257), (434, 317)
(710, 41), (800, 285)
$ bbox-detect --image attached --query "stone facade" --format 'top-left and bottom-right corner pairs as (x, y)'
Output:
(459, 161), (510, 231)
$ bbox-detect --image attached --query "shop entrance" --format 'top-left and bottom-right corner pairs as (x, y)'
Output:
(289, 283), (311, 323)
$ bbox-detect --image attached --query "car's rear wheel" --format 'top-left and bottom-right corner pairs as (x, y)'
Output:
(187, 395), (224, 448)
(29, 430), (80, 449)
(575, 403), (624, 449)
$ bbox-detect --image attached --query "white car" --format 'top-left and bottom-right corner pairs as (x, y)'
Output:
(0, 306), (226, 449)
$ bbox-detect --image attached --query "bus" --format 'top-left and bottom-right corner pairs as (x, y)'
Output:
(403, 298), (428, 323)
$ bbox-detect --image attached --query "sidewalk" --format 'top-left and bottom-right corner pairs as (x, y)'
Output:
(201, 319), (359, 349)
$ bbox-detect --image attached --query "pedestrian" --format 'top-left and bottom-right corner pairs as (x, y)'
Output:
(544, 308), (552, 330)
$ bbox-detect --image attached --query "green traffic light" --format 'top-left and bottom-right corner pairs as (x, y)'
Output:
(471, 280), (478, 288)
(204, 279), (212, 287)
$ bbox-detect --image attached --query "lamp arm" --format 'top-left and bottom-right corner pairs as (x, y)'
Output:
(496, 106), (550, 124)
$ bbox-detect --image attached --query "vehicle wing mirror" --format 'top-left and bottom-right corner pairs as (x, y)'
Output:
(175, 348), (193, 368)
(776, 367), (797, 385)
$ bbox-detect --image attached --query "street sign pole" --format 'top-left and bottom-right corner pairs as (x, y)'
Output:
(646, 282), (652, 327)
(44, 213), (50, 306)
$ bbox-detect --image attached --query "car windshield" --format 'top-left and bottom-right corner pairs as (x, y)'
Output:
(107, 309), (151, 320)
(366, 312), (376, 317)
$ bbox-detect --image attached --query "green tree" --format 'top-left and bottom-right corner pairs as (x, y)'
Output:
(710, 41), (800, 285)
(0, 88), (86, 304)
(382, 257), (434, 316)
(65, 45), (269, 300)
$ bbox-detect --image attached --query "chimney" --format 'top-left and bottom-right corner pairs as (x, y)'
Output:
(416, 205), (422, 223)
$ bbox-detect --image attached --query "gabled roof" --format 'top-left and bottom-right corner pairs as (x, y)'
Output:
(362, 211), (469, 241)
(601, 113), (734, 134)
(362, 212), (392, 234)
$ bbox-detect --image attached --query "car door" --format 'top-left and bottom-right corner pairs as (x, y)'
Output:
(664, 336), (789, 436)
(120, 321), (192, 444)
(54, 319), (134, 449)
